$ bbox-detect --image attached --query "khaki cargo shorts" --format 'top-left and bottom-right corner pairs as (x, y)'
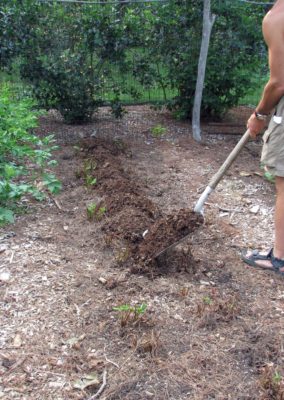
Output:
(261, 96), (284, 177)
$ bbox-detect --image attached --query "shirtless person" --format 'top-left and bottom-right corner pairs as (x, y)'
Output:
(242, 0), (284, 276)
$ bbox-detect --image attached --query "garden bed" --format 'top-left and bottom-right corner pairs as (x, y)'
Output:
(0, 106), (283, 400)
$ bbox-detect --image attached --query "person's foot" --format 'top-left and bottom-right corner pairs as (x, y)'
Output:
(241, 248), (284, 275)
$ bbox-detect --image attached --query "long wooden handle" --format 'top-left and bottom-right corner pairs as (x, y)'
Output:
(208, 129), (251, 189)
(194, 129), (251, 214)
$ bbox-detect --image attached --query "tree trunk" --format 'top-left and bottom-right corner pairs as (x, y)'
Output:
(192, 0), (216, 142)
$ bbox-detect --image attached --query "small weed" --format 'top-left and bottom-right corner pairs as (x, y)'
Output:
(264, 170), (275, 184)
(274, 372), (283, 385)
(196, 292), (240, 328)
(86, 203), (106, 221)
(259, 365), (284, 399)
(83, 159), (97, 187)
(86, 176), (97, 187)
(113, 303), (147, 315)
(260, 163), (275, 184)
(151, 124), (167, 137)
(96, 206), (106, 220)
(86, 203), (97, 221)
(203, 295), (213, 305)
(113, 303), (148, 328)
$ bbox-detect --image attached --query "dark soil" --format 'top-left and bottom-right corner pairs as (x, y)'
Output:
(81, 137), (203, 276)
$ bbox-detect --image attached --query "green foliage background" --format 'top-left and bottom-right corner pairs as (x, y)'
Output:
(0, 0), (268, 121)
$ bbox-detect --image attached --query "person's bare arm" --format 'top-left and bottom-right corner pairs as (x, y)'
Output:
(247, 12), (284, 138)
(257, 15), (284, 113)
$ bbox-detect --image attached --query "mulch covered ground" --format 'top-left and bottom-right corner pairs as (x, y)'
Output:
(0, 106), (283, 400)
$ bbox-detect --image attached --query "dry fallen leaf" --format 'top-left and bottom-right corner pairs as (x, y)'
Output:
(239, 171), (252, 177)
(13, 334), (22, 348)
(87, 354), (105, 370)
(66, 334), (86, 348)
(73, 372), (100, 390)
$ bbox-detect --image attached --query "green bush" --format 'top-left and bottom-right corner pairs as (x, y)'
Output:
(20, 53), (99, 124)
(0, 84), (61, 224)
(1, 0), (267, 121)
(9, 1), (134, 123)
(154, 0), (266, 119)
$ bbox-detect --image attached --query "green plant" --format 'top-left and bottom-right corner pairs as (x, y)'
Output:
(259, 365), (284, 399)
(203, 296), (213, 305)
(264, 170), (275, 184)
(197, 292), (240, 328)
(86, 176), (97, 188)
(86, 202), (97, 221)
(5, 1), (138, 123)
(1, 0), (266, 120)
(113, 303), (147, 315)
(110, 92), (127, 119)
(96, 206), (106, 220)
(86, 202), (106, 221)
(0, 84), (60, 224)
(260, 163), (275, 184)
(113, 303), (147, 327)
(273, 371), (282, 385)
(83, 159), (97, 188)
(153, 0), (265, 119)
(151, 124), (167, 137)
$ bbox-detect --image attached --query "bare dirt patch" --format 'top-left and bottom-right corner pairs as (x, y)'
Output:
(0, 106), (284, 400)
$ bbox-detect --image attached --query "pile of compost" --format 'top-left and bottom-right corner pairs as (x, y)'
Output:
(81, 138), (203, 275)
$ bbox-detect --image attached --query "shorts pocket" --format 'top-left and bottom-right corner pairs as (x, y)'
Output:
(262, 129), (272, 144)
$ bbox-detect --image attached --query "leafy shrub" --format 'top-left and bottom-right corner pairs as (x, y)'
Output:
(10, 1), (134, 124)
(1, 0), (267, 122)
(20, 52), (100, 124)
(0, 84), (60, 224)
(155, 0), (266, 119)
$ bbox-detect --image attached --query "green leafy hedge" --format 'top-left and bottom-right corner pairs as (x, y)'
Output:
(0, 84), (61, 224)
(1, 0), (266, 122)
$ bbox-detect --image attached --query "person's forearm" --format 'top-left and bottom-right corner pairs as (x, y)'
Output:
(256, 79), (284, 114)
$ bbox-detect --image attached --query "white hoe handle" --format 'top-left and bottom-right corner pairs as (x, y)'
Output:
(194, 129), (251, 214)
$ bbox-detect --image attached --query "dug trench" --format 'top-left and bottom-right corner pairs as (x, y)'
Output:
(80, 138), (203, 277)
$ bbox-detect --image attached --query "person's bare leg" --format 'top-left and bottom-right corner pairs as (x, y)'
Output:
(243, 176), (284, 273)
(274, 176), (284, 263)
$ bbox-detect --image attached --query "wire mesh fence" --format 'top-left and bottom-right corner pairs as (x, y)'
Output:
(0, 0), (273, 133)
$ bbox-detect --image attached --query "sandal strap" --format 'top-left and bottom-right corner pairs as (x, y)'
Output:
(251, 248), (273, 260)
(271, 250), (284, 271)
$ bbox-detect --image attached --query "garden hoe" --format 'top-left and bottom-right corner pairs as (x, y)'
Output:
(155, 129), (251, 260)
